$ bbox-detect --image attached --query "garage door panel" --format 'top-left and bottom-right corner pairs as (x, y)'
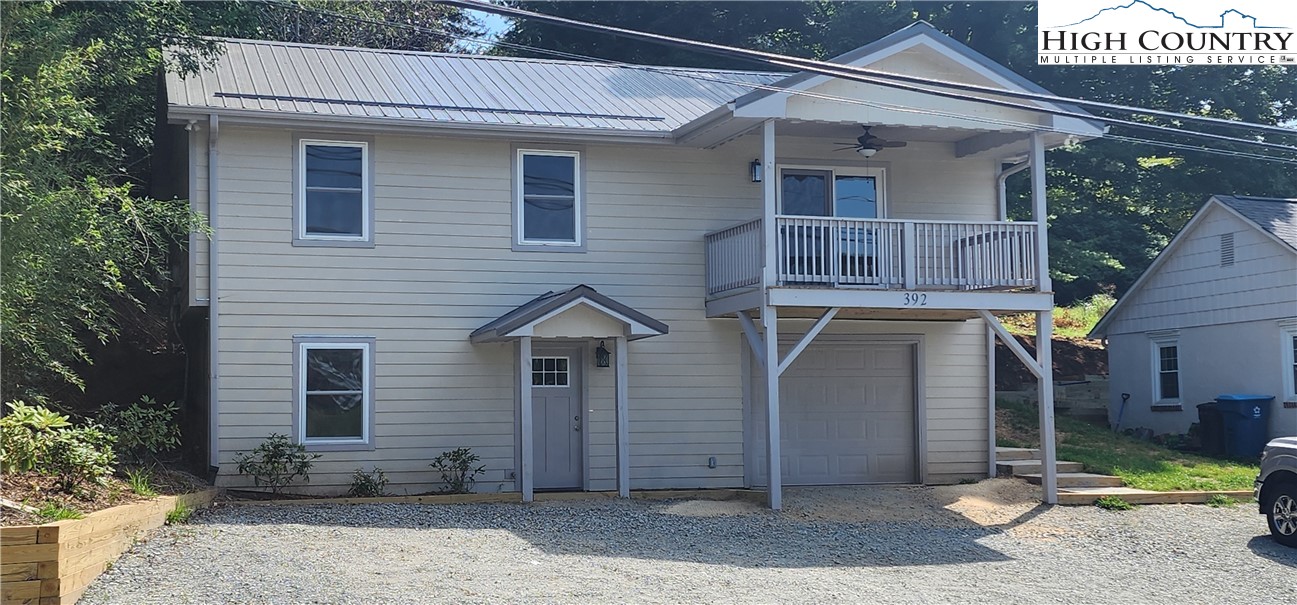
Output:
(753, 340), (917, 486)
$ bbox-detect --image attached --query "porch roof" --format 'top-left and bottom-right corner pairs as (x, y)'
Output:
(469, 285), (669, 343)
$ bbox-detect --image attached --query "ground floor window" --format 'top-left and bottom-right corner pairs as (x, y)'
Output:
(294, 337), (375, 449)
(1151, 337), (1180, 403)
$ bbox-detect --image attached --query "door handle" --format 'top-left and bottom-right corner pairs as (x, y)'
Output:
(574, 415), (581, 432)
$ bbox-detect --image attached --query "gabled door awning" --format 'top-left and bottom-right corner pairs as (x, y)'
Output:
(469, 285), (669, 343)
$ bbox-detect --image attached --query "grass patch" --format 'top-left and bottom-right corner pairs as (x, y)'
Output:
(165, 501), (192, 525)
(1002, 293), (1114, 339)
(125, 468), (157, 497)
(36, 502), (84, 521)
(998, 399), (1258, 491)
(1206, 494), (1238, 508)
(1095, 495), (1135, 511)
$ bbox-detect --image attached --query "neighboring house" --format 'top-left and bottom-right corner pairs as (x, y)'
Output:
(1090, 195), (1297, 439)
(159, 23), (1104, 508)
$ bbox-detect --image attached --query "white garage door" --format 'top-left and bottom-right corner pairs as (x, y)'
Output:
(753, 341), (917, 485)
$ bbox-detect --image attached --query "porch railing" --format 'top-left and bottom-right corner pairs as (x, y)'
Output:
(704, 218), (763, 295)
(704, 216), (1040, 296)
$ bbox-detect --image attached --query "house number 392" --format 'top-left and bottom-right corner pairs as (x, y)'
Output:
(903, 293), (928, 306)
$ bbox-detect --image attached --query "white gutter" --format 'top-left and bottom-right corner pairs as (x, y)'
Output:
(996, 161), (1029, 221)
(207, 114), (221, 472)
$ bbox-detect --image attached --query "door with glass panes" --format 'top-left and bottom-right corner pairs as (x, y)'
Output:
(778, 167), (883, 284)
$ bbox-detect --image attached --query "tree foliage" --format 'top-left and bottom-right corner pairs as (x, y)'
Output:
(503, 1), (1297, 302)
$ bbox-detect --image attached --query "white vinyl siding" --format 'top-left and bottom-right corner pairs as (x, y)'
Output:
(209, 126), (1000, 493)
(1103, 206), (1297, 336)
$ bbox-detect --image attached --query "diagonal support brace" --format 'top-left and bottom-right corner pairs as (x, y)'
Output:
(777, 307), (839, 376)
(737, 310), (766, 369)
(978, 310), (1045, 379)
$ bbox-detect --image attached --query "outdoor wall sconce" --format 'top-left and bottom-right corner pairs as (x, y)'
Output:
(595, 341), (611, 368)
(750, 159), (763, 182)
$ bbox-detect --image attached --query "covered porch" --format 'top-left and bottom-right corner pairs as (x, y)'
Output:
(470, 285), (669, 502)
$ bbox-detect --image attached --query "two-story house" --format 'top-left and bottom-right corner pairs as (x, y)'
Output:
(161, 23), (1103, 508)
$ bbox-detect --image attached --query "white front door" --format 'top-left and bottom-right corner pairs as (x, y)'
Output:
(531, 346), (583, 490)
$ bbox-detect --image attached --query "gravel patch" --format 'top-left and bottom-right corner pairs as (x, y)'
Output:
(81, 482), (1295, 605)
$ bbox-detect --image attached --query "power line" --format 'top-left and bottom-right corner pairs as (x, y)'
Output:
(249, 0), (1297, 165)
(446, 0), (1296, 140)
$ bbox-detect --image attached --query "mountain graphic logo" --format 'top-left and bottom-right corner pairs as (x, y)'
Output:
(1053, 1), (1287, 29)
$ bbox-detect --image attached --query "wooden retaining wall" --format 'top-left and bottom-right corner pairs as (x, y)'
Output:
(1, 490), (217, 605)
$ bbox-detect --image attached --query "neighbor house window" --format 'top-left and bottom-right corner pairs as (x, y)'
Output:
(1151, 337), (1180, 403)
(515, 149), (581, 248)
(1283, 323), (1297, 402)
(294, 337), (375, 449)
(296, 139), (371, 245)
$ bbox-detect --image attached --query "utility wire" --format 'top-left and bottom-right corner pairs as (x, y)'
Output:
(445, 0), (1296, 139)
(249, 0), (1297, 165)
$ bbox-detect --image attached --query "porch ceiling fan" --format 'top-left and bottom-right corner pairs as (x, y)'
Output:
(834, 126), (907, 157)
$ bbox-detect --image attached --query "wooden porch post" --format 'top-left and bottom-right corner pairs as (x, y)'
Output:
(615, 335), (630, 498)
(761, 118), (783, 511)
(987, 322), (998, 478)
(518, 336), (534, 503)
(1030, 132), (1058, 504)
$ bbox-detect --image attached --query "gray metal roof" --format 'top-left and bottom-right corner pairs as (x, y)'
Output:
(1214, 195), (1297, 250)
(470, 285), (669, 343)
(166, 38), (782, 134)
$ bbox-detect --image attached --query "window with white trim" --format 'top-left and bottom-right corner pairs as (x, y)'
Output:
(1282, 323), (1297, 402)
(516, 149), (581, 247)
(297, 139), (370, 243)
(295, 339), (374, 447)
(1151, 337), (1180, 403)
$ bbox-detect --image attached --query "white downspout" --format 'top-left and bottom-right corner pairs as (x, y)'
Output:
(207, 114), (221, 472)
(996, 161), (1029, 221)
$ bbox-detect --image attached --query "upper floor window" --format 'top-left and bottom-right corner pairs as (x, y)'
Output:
(296, 139), (372, 246)
(515, 149), (582, 249)
(1152, 337), (1180, 403)
(294, 336), (375, 450)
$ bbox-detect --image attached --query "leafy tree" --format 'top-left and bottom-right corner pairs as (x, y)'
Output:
(502, 1), (1297, 302)
(1, 0), (481, 404)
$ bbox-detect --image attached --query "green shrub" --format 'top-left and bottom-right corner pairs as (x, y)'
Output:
(347, 467), (388, 498)
(1095, 495), (1135, 511)
(431, 448), (485, 494)
(1205, 494), (1237, 508)
(125, 468), (157, 497)
(0, 401), (116, 492)
(0, 401), (71, 473)
(234, 433), (321, 496)
(46, 423), (116, 492)
(165, 502), (192, 525)
(37, 502), (83, 521)
(100, 396), (181, 463)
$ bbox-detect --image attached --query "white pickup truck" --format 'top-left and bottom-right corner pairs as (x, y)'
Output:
(1257, 437), (1297, 547)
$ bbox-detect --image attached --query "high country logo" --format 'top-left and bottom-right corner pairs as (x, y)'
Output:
(1038, 0), (1296, 65)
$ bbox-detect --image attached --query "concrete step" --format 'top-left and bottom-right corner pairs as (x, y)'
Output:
(994, 447), (1041, 461)
(996, 459), (1085, 476)
(1021, 472), (1124, 488)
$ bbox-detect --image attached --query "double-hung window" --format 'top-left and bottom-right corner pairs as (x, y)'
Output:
(1151, 336), (1181, 403)
(294, 337), (375, 449)
(1282, 322), (1297, 403)
(296, 139), (371, 245)
(515, 149), (581, 249)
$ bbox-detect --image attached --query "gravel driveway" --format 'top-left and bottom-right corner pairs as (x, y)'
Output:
(82, 480), (1294, 604)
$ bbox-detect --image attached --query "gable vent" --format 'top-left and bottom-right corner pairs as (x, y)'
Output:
(1220, 232), (1235, 267)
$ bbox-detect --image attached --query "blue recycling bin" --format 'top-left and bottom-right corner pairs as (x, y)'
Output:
(1215, 394), (1274, 459)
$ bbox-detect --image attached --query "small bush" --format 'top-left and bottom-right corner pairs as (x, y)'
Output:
(1095, 495), (1135, 511)
(0, 401), (72, 473)
(125, 468), (157, 497)
(101, 396), (181, 464)
(37, 503), (84, 521)
(166, 502), (192, 525)
(347, 467), (389, 498)
(431, 447), (485, 494)
(234, 433), (321, 496)
(1206, 494), (1237, 508)
(46, 424), (116, 492)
